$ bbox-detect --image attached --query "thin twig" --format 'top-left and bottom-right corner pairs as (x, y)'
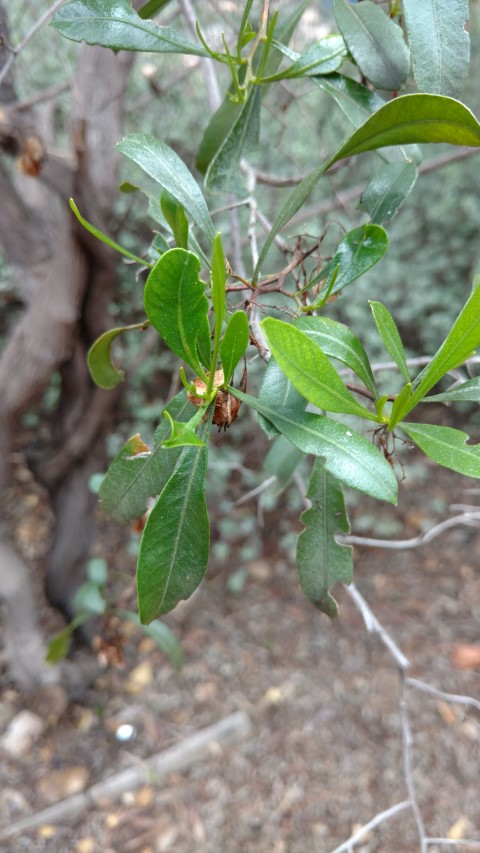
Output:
(344, 583), (410, 670)
(330, 800), (411, 853)
(339, 511), (480, 550)
(401, 675), (427, 851)
(407, 678), (480, 713)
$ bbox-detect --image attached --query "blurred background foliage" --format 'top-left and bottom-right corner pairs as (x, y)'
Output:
(2, 0), (480, 563)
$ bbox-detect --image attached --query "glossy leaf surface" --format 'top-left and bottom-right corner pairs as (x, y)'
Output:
(424, 377), (480, 403)
(137, 417), (212, 622)
(402, 423), (480, 478)
(359, 163), (418, 225)
(297, 459), (352, 618)
(230, 388), (398, 503)
(220, 311), (249, 385)
(99, 392), (194, 524)
(403, 0), (470, 99)
(408, 285), (480, 409)
(370, 301), (410, 383)
(264, 35), (346, 81)
(333, 0), (410, 90)
(328, 94), (480, 169)
(262, 318), (378, 420)
(205, 88), (261, 192)
(144, 249), (210, 373)
(117, 134), (215, 241)
(313, 224), (388, 300)
(295, 316), (378, 397)
(51, 0), (207, 55)
(258, 356), (307, 439)
(88, 322), (147, 389)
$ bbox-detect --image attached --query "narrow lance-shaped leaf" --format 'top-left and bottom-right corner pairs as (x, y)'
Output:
(408, 284), (480, 410)
(70, 198), (149, 266)
(370, 301), (410, 383)
(401, 422), (480, 478)
(99, 391), (195, 524)
(359, 163), (418, 226)
(296, 459), (352, 619)
(205, 87), (261, 193)
(220, 311), (249, 385)
(138, 0), (173, 19)
(388, 383), (412, 431)
(137, 414), (212, 622)
(51, 0), (207, 56)
(294, 316), (378, 398)
(314, 74), (422, 164)
(310, 224), (388, 301)
(230, 386), (398, 503)
(424, 377), (480, 404)
(117, 134), (215, 242)
(262, 35), (346, 81)
(334, 0), (410, 91)
(262, 318), (379, 421)
(403, 0), (470, 99)
(144, 249), (210, 374)
(211, 234), (226, 359)
(160, 191), (188, 249)
(88, 321), (148, 389)
(327, 94), (480, 169)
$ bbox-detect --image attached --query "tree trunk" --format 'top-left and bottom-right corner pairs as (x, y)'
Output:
(0, 8), (135, 681)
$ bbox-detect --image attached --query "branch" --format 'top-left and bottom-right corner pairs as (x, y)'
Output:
(0, 0), (66, 86)
(339, 510), (480, 550)
(0, 710), (251, 842)
(331, 800), (411, 853)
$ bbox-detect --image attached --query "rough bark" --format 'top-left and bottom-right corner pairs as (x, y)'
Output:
(0, 8), (135, 681)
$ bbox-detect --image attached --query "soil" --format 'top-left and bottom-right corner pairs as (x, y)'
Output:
(1, 441), (479, 853)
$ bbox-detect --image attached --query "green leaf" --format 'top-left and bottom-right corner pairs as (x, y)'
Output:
(261, 0), (310, 77)
(211, 233), (226, 359)
(401, 422), (480, 478)
(70, 198), (148, 266)
(311, 224), (389, 300)
(258, 356), (307, 439)
(262, 318), (378, 421)
(220, 311), (249, 385)
(333, 0), (410, 90)
(161, 410), (206, 449)
(315, 74), (422, 164)
(87, 321), (148, 389)
(388, 383), (412, 430)
(408, 285), (480, 409)
(160, 190), (188, 249)
(137, 416), (212, 622)
(205, 87), (261, 193)
(296, 459), (352, 618)
(230, 387), (398, 503)
(424, 377), (480, 403)
(138, 0), (173, 19)
(196, 98), (244, 175)
(116, 134), (215, 242)
(359, 163), (418, 225)
(99, 391), (195, 524)
(72, 581), (106, 616)
(144, 249), (210, 374)
(46, 627), (73, 664)
(262, 35), (346, 81)
(51, 0), (207, 56)
(328, 94), (480, 169)
(264, 436), (304, 495)
(403, 0), (470, 99)
(295, 316), (378, 398)
(369, 301), (410, 382)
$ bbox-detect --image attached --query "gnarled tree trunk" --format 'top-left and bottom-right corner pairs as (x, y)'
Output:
(0, 6), (135, 684)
